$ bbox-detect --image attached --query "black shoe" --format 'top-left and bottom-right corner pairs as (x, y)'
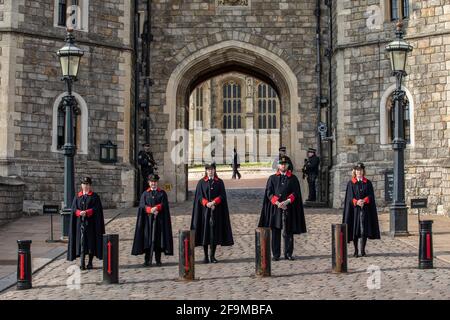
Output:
(353, 251), (359, 258)
(210, 256), (219, 263)
(156, 261), (162, 266)
(285, 255), (295, 261)
(361, 251), (366, 257)
(86, 263), (93, 270)
(273, 257), (280, 261)
(143, 261), (150, 267)
(203, 256), (210, 264)
(80, 264), (86, 270)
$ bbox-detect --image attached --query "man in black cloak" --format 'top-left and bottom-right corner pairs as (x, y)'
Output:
(342, 162), (381, 257)
(191, 163), (234, 263)
(68, 177), (105, 270)
(132, 174), (173, 266)
(259, 156), (307, 261)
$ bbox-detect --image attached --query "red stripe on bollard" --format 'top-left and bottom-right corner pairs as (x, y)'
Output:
(107, 241), (112, 275)
(426, 233), (431, 260)
(19, 253), (25, 280)
(184, 238), (189, 272)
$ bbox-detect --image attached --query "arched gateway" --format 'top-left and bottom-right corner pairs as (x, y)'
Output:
(162, 35), (304, 202)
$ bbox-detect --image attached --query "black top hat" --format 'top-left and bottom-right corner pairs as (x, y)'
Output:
(279, 146), (287, 152)
(205, 163), (216, 170)
(142, 143), (150, 147)
(307, 148), (316, 153)
(80, 176), (92, 185)
(353, 162), (365, 170)
(148, 174), (160, 182)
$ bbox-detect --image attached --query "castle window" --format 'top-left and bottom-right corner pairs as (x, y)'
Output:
(54, 0), (89, 32)
(222, 81), (242, 129)
(388, 0), (409, 21)
(387, 94), (410, 144)
(57, 100), (81, 150)
(257, 83), (277, 129)
(195, 87), (203, 123)
(52, 92), (89, 154)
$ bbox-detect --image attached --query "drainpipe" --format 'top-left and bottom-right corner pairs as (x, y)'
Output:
(315, 0), (323, 202)
(133, 0), (140, 204)
(325, 0), (333, 206)
(144, 0), (153, 143)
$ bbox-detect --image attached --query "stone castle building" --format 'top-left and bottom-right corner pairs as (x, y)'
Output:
(0, 0), (449, 222)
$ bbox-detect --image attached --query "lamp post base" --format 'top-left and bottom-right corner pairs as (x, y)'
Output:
(389, 203), (410, 237)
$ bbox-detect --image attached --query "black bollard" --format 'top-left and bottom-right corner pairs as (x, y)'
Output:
(103, 234), (119, 284)
(419, 220), (433, 269)
(179, 230), (195, 281)
(331, 224), (347, 273)
(17, 240), (32, 290)
(255, 227), (271, 277)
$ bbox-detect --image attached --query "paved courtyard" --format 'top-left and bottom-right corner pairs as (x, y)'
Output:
(1, 188), (450, 300)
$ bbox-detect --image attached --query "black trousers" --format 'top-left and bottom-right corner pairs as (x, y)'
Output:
(271, 228), (294, 258)
(144, 248), (162, 263)
(307, 174), (317, 201)
(232, 168), (241, 179)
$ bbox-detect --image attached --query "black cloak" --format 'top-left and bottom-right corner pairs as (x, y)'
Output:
(258, 170), (307, 234)
(190, 175), (234, 246)
(131, 188), (174, 256)
(67, 191), (105, 261)
(342, 177), (381, 242)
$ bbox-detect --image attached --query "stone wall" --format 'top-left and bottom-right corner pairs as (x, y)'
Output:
(332, 0), (450, 215)
(0, 176), (25, 226)
(0, 0), (135, 213)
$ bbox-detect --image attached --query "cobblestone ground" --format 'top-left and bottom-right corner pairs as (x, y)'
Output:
(2, 190), (450, 300)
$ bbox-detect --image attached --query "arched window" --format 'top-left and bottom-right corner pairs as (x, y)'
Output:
(195, 86), (203, 123)
(57, 100), (81, 149)
(257, 83), (277, 129)
(380, 85), (414, 147)
(222, 81), (242, 129)
(387, 94), (410, 144)
(52, 92), (88, 154)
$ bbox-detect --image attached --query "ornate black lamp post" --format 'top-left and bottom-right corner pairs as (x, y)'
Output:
(385, 21), (413, 237)
(57, 29), (84, 239)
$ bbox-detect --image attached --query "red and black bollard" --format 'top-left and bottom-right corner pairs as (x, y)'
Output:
(419, 220), (433, 269)
(17, 240), (32, 290)
(179, 230), (195, 281)
(103, 234), (119, 284)
(255, 227), (271, 277)
(331, 224), (347, 273)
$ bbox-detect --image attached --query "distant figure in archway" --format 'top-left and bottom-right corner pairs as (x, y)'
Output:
(272, 146), (294, 172)
(231, 148), (241, 180)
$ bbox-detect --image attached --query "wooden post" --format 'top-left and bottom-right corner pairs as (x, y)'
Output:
(255, 227), (271, 277)
(331, 224), (347, 273)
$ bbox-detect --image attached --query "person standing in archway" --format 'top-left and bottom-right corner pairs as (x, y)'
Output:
(303, 148), (320, 202)
(138, 143), (157, 193)
(272, 146), (294, 172)
(259, 157), (307, 260)
(191, 163), (234, 263)
(231, 148), (241, 179)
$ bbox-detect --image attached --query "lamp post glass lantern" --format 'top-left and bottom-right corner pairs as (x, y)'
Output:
(57, 29), (84, 239)
(385, 21), (413, 237)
